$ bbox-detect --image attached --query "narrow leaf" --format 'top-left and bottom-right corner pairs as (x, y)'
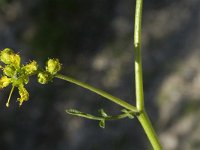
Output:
(99, 119), (105, 128)
(99, 109), (108, 117)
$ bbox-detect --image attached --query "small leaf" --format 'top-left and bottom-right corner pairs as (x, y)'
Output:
(99, 109), (108, 117)
(99, 119), (105, 128)
(121, 109), (134, 119)
(66, 109), (82, 115)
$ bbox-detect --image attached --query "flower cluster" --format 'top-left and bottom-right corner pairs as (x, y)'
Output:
(38, 58), (62, 84)
(0, 48), (61, 107)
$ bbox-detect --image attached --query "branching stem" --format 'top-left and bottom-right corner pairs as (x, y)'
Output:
(55, 74), (138, 112)
(134, 0), (162, 149)
(55, 0), (163, 149)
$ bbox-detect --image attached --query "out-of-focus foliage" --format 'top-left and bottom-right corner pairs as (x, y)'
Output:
(0, 0), (199, 150)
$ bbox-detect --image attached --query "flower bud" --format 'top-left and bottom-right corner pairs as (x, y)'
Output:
(3, 65), (15, 77)
(23, 60), (38, 75)
(37, 72), (51, 84)
(0, 76), (11, 88)
(46, 58), (61, 75)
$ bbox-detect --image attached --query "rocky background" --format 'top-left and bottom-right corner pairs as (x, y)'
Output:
(0, 0), (200, 149)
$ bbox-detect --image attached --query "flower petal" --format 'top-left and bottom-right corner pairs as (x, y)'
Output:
(17, 85), (29, 106)
(0, 76), (11, 88)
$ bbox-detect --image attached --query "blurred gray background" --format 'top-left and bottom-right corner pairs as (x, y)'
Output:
(0, 0), (200, 149)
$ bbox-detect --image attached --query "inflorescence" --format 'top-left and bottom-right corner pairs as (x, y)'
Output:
(0, 48), (138, 128)
(0, 48), (62, 107)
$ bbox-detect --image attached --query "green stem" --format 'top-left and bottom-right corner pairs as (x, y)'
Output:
(134, 0), (162, 149)
(137, 111), (162, 150)
(55, 74), (138, 112)
(6, 86), (15, 107)
(134, 0), (144, 111)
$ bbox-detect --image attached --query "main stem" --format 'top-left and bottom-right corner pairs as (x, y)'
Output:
(134, 0), (162, 149)
(134, 0), (144, 112)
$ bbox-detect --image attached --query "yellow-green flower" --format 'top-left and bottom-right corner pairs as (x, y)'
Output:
(36, 58), (62, 84)
(0, 48), (38, 107)
(46, 58), (62, 75)
(22, 60), (38, 75)
(0, 48), (62, 107)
